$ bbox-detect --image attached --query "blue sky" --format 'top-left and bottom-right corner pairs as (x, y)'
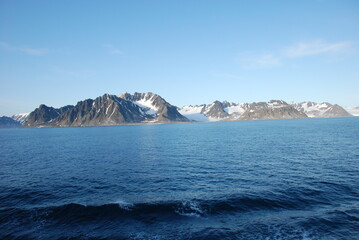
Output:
(0, 0), (358, 116)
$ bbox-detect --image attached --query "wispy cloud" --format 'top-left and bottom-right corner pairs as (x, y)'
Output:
(238, 40), (355, 69)
(0, 41), (48, 56)
(283, 40), (354, 58)
(52, 66), (96, 78)
(103, 44), (123, 55)
(211, 71), (242, 80)
(238, 53), (281, 69)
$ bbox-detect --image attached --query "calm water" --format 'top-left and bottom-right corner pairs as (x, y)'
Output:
(0, 118), (358, 240)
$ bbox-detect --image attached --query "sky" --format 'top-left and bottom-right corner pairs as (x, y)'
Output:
(0, 0), (359, 116)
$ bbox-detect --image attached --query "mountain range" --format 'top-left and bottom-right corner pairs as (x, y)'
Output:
(0, 92), (355, 128)
(179, 100), (353, 122)
(179, 100), (307, 121)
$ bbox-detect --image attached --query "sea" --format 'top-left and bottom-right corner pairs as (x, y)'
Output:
(0, 117), (358, 240)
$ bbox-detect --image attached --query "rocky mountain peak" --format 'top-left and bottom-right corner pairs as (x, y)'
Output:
(202, 101), (229, 119)
(222, 101), (234, 108)
(118, 92), (132, 101)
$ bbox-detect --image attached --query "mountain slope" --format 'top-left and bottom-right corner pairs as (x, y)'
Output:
(11, 113), (30, 124)
(202, 101), (229, 120)
(0, 116), (21, 128)
(23, 105), (74, 127)
(53, 94), (148, 127)
(119, 92), (188, 122)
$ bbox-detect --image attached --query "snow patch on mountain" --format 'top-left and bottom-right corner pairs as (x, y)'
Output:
(224, 104), (246, 114)
(134, 98), (158, 116)
(180, 100), (307, 122)
(11, 113), (30, 124)
(118, 92), (188, 123)
(290, 102), (351, 118)
(267, 100), (287, 108)
(178, 105), (208, 121)
(179, 105), (204, 115)
(119, 92), (158, 116)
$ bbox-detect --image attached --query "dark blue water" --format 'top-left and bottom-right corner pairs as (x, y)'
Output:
(0, 118), (358, 240)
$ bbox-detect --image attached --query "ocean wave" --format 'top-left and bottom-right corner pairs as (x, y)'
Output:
(1, 200), (358, 239)
(0, 186), (345, 224)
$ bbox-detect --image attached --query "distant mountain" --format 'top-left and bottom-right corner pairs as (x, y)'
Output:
(179, 100), (307, 121)
(239, 100), (308, 120)
(290, 102), (352, 118)
(22, 92), (188, 127)
(203, 101), (230, 119)
(345, 106), (359, 116)
(15, 94), (354, 127)
(11, 113), (30, 124)
(0, 116), (21, 128)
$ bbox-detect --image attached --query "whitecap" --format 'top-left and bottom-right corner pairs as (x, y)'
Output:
(175, 200), (205, 217)
(114, 199), (133, 210)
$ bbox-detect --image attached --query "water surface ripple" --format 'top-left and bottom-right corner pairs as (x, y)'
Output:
(0, 118), (358, 239)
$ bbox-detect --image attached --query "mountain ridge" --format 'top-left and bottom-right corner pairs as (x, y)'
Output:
(22, 92), (189, 128)
(179, 100), (308, 122)
(1, 93), (355, 128)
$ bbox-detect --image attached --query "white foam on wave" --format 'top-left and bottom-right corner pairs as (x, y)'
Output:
(114, 199), (134, 210)
(175, 201), (205, 217)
